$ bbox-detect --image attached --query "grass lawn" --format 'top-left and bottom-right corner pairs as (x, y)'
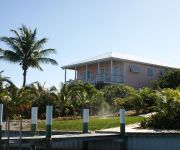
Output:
(37, 116), (144, 131)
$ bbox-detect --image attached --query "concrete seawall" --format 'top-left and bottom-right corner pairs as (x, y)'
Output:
(1, 132), (180, 150)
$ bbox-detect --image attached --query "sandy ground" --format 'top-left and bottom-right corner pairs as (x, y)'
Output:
(2, 119), (31, 131)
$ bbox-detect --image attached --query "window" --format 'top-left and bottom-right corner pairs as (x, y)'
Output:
(82, 71), (91, 81)
(100, 68), (105, 81)
(87, 71), (91, 80)
(129, 65), (140, 73)
(147, 68), (153, 77)
(114, 66), (120, 75)
(82, 71), (86, 81)
(159, 69), (165, 76)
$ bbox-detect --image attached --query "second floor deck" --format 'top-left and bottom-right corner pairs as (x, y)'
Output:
(77, 73), (124, 84)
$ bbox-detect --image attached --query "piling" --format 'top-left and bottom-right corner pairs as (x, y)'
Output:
(120, 109), (125, 137)
(120, 109), (127, 150)
(83, 109), (89, 133)
(31, 107), (38, 136)
(0, 104), (3, 140)
(19, 115), (22, 150)
(46, 105), (53, 139)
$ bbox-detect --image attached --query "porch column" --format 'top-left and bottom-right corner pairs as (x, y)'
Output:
(97, 61), (100, 82)
(64, 69), (67, 83)
(74, 67), (77, 80)
(123, 63), (126, 83)
(110, 59), (113, 82)
(86, 64), (88, 82)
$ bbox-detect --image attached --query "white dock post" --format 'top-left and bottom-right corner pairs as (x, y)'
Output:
(83, 109), (89, 133)
(31, 107), (38, 136)
(0, 104), (3, 139)
(120, 109), (125, 137)
(46, 105), (53, 139)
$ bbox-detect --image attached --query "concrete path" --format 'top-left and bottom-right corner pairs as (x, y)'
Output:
(98, 112), (180, 133)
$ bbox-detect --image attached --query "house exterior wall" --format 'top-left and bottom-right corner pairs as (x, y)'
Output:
(76, 60), (165, 88)
(124, 61), (165, 88)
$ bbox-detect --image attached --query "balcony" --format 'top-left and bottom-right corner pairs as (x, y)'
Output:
(78, 73), (124, 84)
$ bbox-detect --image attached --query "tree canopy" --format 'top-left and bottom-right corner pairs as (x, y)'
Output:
(0, 25), (58, 86)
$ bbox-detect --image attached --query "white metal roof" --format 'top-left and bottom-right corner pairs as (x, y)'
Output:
(61, 52), (180, 70)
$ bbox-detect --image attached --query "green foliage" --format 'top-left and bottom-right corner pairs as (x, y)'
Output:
(102, 84), (137, 105)
(90, 91), (106, 115)
(0, 71), (14, 93)
(153, 69), (180, 89)
(126, 93), (143, 114)
(1, 84), (34, 118)
(29, 82), (59, 118)
(139, 88), (161, 112)
(141, 88), (180, 129)
(113, 93), (143, 114)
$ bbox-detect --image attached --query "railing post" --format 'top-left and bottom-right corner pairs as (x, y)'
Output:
(75, 66), (77, 80)
(31, 107), (38, 136)
(86, 64), (88, 82)
(46, 105), (53, 139)
(120, 109), (125, 137)
(83, 109), (89, 133)
(64, 69), (67, 84)
(0, 104), (3, 140)
(110, 59), (113, 82)
(98, 61), (100, 82)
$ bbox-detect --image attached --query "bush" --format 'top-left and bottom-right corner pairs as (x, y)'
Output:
(141, 89), (180, 129)
(139, 88), (161, 112)
(102, 84), (136, 105)
(153, 69), (180, 89)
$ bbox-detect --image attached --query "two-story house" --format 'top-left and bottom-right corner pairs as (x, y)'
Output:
(61, 52), (178, 88)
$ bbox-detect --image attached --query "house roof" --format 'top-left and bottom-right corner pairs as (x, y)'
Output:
(61, 52), (180, 70)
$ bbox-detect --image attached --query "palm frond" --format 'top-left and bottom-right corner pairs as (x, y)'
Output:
(32, 38), (47, 50)
(49, 86), (57, 92)
(3, 50), (21, 62)
(36, 57), (58, 65)
(0, 48), (4, 54)
(0, 37), (24, 58)
(28, 60), (43, 71)
(32, 28), (37, 41)
(39, 48), (56, 56)
(10, 29), (22, 42)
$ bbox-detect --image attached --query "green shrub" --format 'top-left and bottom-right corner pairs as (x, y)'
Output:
(103, 84), (136, 105)
(153, 69), (180, 89)
(139, 88), (161, 112)
(141, 89), (180, 129)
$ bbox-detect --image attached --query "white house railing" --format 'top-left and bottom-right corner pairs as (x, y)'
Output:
(78, 73), (124, 84)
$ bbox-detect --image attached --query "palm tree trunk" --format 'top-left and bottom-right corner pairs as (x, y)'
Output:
(23, 69), (27, 87)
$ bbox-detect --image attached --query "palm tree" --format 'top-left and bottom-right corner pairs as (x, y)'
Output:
(1, 84), (35, 118)
(0, 70), (14, 93)
(29, 82), (59, 118)
(0, 25), (58, 86)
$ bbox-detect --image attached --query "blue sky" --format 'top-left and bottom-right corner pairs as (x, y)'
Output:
(0, 0), (180, 88)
